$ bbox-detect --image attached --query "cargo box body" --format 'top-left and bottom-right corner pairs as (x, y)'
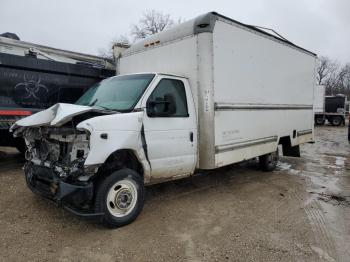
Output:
(118, 12), (317, 170)
(314, 85), (325, 113)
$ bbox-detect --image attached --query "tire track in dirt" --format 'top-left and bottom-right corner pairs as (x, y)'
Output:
(276, 157), (339, 261)
(304, 201), (337, 262)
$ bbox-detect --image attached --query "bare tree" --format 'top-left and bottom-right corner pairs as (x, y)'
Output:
(131, 10), (179, 40)
(322, 59), (350, 97)
(334, 64), (350, 97)
(342, 64), (350, 92)
(324, 69), (341, 96)
(317, 56), (338, 85)
(98, 10), (181, 60)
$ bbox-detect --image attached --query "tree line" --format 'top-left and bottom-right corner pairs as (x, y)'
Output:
(317, 56), (350, 98)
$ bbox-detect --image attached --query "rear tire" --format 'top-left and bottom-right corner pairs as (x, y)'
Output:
(331, 116), (342, 126)
(315, 116), (325, 125)
(94, 168), (145, 228)
(259, 148), (279, 171)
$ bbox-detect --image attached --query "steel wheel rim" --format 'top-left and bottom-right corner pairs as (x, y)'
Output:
(106, 179), (138, 217)
(268, 151), (278, 165)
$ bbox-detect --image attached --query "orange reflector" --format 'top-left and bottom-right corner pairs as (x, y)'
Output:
(0, 110), (32, 116)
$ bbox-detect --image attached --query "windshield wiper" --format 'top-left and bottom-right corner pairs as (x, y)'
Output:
(94, 104), (120, 112)
(89, 98), (98, 107)
(87, 99), (119, 112)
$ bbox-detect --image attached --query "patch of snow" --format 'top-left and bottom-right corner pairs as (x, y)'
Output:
(277, 162), (291, 170)
(335, 156), (345, 167)
(277, 162), (300, 175)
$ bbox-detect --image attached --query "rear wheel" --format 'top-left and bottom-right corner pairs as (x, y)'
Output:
(94, 168), (145, 228)
(259, 148), (279, 171)
(315, 116), (325, 125)
(331, 116), (342, 126)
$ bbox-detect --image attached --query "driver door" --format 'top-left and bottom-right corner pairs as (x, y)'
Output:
(141, 76), (197, 181)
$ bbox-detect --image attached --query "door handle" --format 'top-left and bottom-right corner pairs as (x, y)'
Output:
(189, 132), (194, 142)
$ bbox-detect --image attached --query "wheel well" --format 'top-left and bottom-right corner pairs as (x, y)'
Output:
(97, 149), (144, 178)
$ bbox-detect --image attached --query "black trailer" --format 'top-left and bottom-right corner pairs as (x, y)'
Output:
(0, 37), (115, 151)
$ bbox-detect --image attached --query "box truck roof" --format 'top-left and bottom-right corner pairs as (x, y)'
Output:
(123, 12), (316, 58)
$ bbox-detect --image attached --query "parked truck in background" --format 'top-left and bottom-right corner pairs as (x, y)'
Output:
(314, 84), (347, 126)
(0, 36), (115, 152)
(324, 95), (347, 126)
(313, 85), (325, 124)
(11, 12), (317, 227)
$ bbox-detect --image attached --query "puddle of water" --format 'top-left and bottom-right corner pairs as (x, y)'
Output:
(309, 175), (340, 194)
(278, 157), (343, 207)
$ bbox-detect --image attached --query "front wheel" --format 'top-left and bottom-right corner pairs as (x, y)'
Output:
(259, 148), (279, 171)
(94, 168), (145, 228)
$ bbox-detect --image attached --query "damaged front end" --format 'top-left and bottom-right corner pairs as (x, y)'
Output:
(10, 103), (114, 218)
(16, 126), (101, 217)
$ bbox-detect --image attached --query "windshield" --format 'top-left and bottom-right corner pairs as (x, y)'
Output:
(76, 74), (155, 111)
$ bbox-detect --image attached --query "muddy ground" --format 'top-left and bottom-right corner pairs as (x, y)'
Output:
(0, 125), (349, 262)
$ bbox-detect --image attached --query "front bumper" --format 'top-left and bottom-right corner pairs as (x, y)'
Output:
(25, 164), (104, 219)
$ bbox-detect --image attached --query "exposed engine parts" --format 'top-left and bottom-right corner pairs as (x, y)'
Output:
(16, 126), (92, 179)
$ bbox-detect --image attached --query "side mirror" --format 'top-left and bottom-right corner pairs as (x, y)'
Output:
(147, 93), (176, 117)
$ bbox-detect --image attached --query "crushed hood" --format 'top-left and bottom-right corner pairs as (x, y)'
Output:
(10, 103), (113, 131)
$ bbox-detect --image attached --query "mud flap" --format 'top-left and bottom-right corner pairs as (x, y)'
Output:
(282, 144), (300, 157)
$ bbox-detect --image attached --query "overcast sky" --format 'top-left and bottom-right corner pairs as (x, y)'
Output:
(1, 0), (349, 63)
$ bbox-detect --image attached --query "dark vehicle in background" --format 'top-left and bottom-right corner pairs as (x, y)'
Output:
(0, 36), (115, 152)
(314, 85), (347, 126)
(324, 95), (347, 126)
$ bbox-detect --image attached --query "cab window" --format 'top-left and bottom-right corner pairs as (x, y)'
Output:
(147, 79), (188, 117)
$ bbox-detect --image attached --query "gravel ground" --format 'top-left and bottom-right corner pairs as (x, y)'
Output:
(0, 125), (349, 262)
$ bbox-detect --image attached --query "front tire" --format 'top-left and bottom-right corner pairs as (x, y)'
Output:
(94, 168), (145, 228)
(259, 148), (279, 171)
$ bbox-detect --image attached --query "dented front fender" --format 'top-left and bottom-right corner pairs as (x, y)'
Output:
(77, 111), (151, 182)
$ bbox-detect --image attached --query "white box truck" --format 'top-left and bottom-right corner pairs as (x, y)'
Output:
(11, 12), (317, 227)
